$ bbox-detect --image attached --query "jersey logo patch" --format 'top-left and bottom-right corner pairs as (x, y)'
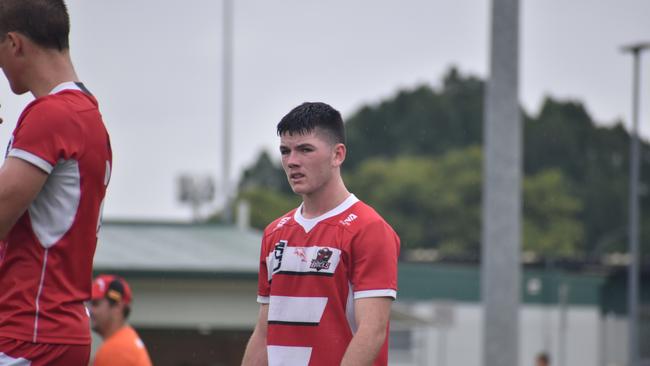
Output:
(310, 248), (333, 271)
(294, 247), (308, 263)
(272, 240), (287, 273)
(275, 216), (291, 229)
(267, 244), (341, 280)
(339, 213), (358, 226)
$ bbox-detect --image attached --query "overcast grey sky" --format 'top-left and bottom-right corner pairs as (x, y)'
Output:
(0, 0), (649, 221)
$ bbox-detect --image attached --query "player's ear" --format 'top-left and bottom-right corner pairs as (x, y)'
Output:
(332, 143), (346, 168)
(5, 32), (24, 57)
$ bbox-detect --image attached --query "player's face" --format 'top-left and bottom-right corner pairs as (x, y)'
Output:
(280, 129), (343, 196)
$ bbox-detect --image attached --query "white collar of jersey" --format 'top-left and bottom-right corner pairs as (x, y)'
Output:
(49, 81), (82, 95)
(294, 194), (359, 233)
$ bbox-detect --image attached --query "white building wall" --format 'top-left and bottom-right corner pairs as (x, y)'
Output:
(128, 278), (260, 329)
(600, 314), (628, 366)
(390, 301), (603, 366)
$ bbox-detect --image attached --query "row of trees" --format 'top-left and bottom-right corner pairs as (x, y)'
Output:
(234, 68), (650, 259)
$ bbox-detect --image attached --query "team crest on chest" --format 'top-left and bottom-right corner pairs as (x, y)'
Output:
(310, 248), (333, 271)
(267, 243), (341, 278)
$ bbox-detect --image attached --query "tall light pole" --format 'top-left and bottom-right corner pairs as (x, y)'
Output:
(222, 0), (234, 223)
(481, 0), (521, 365)
(621, 41), (650, 366)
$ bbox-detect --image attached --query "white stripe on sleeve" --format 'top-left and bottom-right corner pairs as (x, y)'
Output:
(354, 289), (397, 300)
(8, 149), (53, 174)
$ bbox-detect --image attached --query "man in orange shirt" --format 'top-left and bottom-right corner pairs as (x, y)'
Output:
(90, 274), (153, 366)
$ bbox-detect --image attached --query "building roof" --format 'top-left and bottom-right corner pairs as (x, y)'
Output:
(94, 222), (261, 278)
(95, 222), (622, 308)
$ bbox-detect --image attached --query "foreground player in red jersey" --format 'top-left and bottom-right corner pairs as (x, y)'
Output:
(0, 1), (112, 365)
(242, 102), (400, 366)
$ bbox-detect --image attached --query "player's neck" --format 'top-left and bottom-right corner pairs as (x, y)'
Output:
(26, 50), (79, 98)
(300, 177), (350, 219)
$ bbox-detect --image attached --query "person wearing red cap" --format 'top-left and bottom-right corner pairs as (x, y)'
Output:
(90, 275), (152, 366)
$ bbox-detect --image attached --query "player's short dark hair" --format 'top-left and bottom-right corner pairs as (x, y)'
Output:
(0, 0), (70, 51)
(277, 102), (346, 145)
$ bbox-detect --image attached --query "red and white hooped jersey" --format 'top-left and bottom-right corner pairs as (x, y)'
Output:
(258, 194), (400, 366)
(0, 82), (112, 345)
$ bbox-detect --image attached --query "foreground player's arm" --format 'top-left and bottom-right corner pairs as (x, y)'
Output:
(341, 297), (393, 366)
(242, 304), (269, 366)
(0, 157), (48, 239)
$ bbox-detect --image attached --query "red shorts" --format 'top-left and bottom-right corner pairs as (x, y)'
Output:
(0, 337), (90, 366)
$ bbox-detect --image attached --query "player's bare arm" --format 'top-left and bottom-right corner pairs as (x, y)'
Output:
(0, 157), (48, 239)
(242, 304), (269, 366)
(340, 297), (393, 366)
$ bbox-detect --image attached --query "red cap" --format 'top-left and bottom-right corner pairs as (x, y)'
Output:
(91, 274), (132, 305)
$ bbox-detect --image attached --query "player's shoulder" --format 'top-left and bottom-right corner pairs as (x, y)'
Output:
(24, 88), (96, 117)
(54, 88), (99, 112)
(263, 207), (299, 237)
(339, 199), (393, 233)
(21, 96), (71, 122)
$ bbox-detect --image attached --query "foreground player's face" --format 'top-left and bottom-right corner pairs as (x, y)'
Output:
(280, 129), (342, 196)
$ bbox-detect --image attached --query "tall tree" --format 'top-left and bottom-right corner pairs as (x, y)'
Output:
(238, 150), (291, 194)
(344, 67), (485, 170)
(236, 188), (300, 230)
(346, 147), (583, 256)
(523, 169), (583, 257)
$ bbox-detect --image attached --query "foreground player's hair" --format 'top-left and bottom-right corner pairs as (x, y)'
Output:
(277, 102), (346, 145)
(0, 0), (70, 51)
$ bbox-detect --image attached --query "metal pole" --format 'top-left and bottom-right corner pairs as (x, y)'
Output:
(222, 0), (234, 223)
(628, 48), (641, 366)
(481, 0), (521, 365)
(621, 41), (650, 366)
(558, 282), (569, 366)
